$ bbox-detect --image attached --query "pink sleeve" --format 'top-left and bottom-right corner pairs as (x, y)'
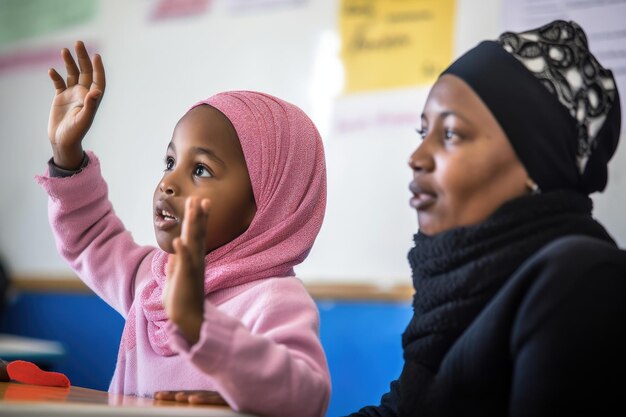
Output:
(165, 282), (331, 417)
(36, 151), (155, 317)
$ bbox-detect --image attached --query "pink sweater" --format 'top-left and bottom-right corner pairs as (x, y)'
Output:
(36, 156), (331, 417)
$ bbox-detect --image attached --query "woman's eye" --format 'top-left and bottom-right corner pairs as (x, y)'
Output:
(193, 164), (212, 178)
(444, 129), (458, 141)
(416, 127), (427, 139)
(164, 157), (174, 171)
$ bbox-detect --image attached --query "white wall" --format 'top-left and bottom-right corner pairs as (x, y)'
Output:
(1, 0), (623, 286)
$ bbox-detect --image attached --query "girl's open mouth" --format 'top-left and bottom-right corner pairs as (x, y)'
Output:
(154, 201), (180, 230)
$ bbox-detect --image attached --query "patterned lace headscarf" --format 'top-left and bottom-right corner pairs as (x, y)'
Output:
(498, 20), (618, 178)
(442, 20), (621, 194)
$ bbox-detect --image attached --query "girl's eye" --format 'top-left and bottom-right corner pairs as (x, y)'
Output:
(193, 164), (212, 178)
(416, 127), (427, 139)
(164, 157), (174, 171)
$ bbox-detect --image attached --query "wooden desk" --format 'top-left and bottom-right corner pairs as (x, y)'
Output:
(0, 382), (255, 416)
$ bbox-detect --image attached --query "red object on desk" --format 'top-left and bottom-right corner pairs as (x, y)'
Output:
(7, 360), (70, 388)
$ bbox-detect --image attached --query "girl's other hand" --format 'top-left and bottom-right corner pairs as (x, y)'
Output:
(154, 390), (227, 406)
(47, 40), (105, 170)
(162, 197), (211, 344)
(0, 359), (9, 382)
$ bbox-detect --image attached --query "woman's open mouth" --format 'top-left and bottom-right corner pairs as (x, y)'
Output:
(409, 180), (436, 210)
(410, 193), (436, 210)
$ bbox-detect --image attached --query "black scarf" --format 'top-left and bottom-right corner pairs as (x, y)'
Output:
(397, 190), (615, 416)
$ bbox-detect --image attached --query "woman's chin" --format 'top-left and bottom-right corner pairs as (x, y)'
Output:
(419, 227), (439, 236)
(417, 213), (438, 236)
(417, 218), (450, 236)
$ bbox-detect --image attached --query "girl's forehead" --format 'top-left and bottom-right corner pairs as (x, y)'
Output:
(165, 111), (247, 174)
(173, 106), (241, 147)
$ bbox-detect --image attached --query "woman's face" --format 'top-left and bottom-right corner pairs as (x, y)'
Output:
(409, 74), (529, 235)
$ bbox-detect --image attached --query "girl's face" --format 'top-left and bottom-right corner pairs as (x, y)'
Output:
(153, 105), (256, 254)
(409, 74), (529, 236)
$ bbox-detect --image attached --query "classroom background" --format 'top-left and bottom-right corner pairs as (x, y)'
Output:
(1, 1), (624, 416)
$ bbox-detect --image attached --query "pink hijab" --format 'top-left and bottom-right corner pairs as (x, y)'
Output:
(124, 91), (327, 355)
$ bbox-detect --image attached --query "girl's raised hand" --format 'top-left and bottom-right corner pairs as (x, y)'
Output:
(47, 41), (105, 170)
(163, 197), (211, 344)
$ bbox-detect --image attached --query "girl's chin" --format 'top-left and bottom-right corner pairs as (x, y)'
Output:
(155, 237), (175, 254)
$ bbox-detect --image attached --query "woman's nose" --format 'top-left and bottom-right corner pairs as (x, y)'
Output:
(408, 141), (434, 172)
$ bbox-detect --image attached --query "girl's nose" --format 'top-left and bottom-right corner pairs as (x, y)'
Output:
(159, 177), (178, 195)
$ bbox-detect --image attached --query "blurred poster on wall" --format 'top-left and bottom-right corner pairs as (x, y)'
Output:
(227, 0), (307, 14)
(149, 0), (212, 21)
(0, 0), (98, 73)
(502, 0), (626, 126)
(340, 0), (456, 93)
(0, 0), (97, 46)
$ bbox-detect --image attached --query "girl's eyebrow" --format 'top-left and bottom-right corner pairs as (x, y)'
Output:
(192, 146), (226, 167)
(167, 142), (225, 167)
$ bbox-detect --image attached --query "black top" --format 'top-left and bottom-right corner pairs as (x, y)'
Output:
(349, 236), (626, 416)
(347, 191), (626, 417)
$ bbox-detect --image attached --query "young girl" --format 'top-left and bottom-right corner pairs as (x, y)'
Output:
(37, 41), (330, 417)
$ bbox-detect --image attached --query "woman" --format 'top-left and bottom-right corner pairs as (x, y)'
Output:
(348, 20), (625, 416)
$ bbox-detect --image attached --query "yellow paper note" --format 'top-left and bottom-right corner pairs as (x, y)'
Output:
(340, 0), (456, 93)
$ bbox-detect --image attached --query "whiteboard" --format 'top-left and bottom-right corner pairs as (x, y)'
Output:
(1, 0), (623, 286)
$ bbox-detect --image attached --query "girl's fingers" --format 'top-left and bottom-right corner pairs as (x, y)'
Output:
(91, 53), (106, 94)
(48, 68), (67, 93)
(154, 390), (224, 405)
(73, 89), (102, 130)
(177, 239), (194, 267)
(200, 198), (211, 214)
(198, 199), (211, 231)
(172, 238), (186, 259)
(180, 197), (196, 245)
(82, 89), (103, 111)
(75, 41), (93, 88)
(179, 196), (209, 264)
(174, 391), (191, 402)
(59, 41), (103, 93)
(62, 48), (80, 87)
(188, 391), (227, 405)
(192, 199), (209, 249)
(154, 391), (176, 401)
(166, 245), (179, 277)
(171, 236), (194, 277)
(183, 197), (205, 247)
(187, 198), (209, 256)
